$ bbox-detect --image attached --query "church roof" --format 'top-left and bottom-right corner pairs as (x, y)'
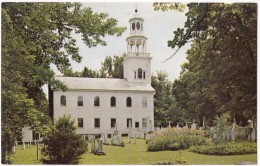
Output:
(55, 76), (155, 92)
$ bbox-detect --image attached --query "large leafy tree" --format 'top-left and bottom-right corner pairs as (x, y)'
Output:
(152, 71), (182, 127)
(157, 3), (257, 124)
(2, 2), (125, 163)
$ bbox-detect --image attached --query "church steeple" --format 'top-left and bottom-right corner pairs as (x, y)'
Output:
(123, 8), (152, 84)
(126, 8), (148, 55)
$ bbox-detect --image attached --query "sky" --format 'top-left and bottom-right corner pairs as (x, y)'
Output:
(54, 2), (191, 82)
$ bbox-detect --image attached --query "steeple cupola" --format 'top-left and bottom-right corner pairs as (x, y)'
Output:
(123, 8), (152, 84)
(126, 8), (148, 55)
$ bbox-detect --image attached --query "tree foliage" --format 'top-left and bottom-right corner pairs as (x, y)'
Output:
(162, 3), (257, 124)
(152, 71), (183, 127)
(41, 115), (88, 164)
(100, 55), (124, 78)
(64, 54), (124, 78)
(153, 2), (185, 12)
(1, 2), (125, 163)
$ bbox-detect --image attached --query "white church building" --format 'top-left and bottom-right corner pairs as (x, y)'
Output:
(48, 10), (155, 138)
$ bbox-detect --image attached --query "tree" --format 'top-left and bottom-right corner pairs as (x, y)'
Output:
(64, 54), (124, 78)
(158, 3), (256, 124)
(152, 71), (180, 127)
(2, 2), (125, 163)
(100, 54), (124, 78)
(41, 115), (88, 164)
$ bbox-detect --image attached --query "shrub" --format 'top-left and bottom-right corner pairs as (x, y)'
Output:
(189, 141), (257, 155)
(150, 158), (189, 165)
(41, 115), (88, 164)
(147, 127), (208, 151)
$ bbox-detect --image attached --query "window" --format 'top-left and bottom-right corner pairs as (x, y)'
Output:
(143, 71), (146, 79)
(135, 122), (139, 128)
(127, 118), (132, 128)
(94, 96), (100, 106)
(142, 118), (147, 128)
(94, 118), (100, 128)
(78, 96), (83, 106)
(132, 22), (135, 30)
(78, 118), (83, 128)
(134, 71), (136, 79)
(111, 97), (116, 107)
(60, 95), (66, 106)
(137, 22), (140, 30)
(126, 97), (132, 107)
(111, 118), (116, 128)
(142, 97), (147, 108)
(138, 68), (142, 79)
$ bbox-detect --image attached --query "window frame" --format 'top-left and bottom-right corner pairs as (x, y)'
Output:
(60, 95), (66, 106)
(127, 118), (132, 128)
(110, 96), (116, 107)
(78, 96), (83, 106)
(138, 68), (142, 79)
(111, 118), (116, 128)
(126, 97), (132, 107)
(135, 122), (139, 128)
(94, 96), (100, 107)
(142, 97), (147, 108)
(78, 118), (83, 128)
(94, 118), (100, 128)
(142, 118), (147, 128)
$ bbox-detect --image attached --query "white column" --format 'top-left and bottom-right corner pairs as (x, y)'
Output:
(144, 41), (146, 53)
(134, 39), (137, 53)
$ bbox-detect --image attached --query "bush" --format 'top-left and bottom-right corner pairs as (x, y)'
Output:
(150, 158), (189, 165)
(41, 115), (88, 164)
(147, 127), (208, 151)
(189, 141), (257, 155)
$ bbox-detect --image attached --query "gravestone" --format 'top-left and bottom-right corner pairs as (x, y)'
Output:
(23, 142), (26, 150)
(112, 135), (121, 145)
(95, 138), (105, 155)
(191, 119), (196, 130)
(128, 134), (131, 144)
(252, 128), (256, 141)
(102, 133), (109, 145)
(90, 136), (96, 153)
(133, 132), (136, 144)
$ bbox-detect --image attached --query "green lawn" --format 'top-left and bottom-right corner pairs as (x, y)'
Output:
(11, 138), (257, 164)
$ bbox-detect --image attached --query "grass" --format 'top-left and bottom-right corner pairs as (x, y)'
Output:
(11, 137), (257, 164)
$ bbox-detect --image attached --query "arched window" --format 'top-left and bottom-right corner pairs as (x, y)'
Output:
(142, 97), (147, 108)
(111, 96), (116, 107)
(132, 22), (135, 30)
(60, 95), (66, 106)
(94, 96), (100, 106)
(126, 97), (132, 107)
(137, 22), (140, 30)
(138, 68), (142, 79)
(78, 96), (83, 106)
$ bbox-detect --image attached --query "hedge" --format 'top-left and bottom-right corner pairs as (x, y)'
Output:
(147, 128), (208, 151)
(189, 141), (257, 155)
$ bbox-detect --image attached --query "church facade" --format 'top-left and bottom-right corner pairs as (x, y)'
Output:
(49, 10), (155, 137)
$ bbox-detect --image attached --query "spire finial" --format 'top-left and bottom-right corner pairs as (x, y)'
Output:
(135, 3), (138, 13)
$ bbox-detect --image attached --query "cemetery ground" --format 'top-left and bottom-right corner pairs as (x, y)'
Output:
(11, 137), (256, 165)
